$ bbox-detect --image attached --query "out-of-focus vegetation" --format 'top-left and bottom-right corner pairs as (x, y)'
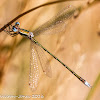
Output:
(0, 0), (100, 100)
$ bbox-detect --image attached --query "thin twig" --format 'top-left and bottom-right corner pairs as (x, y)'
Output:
(0, 0), (81, 32)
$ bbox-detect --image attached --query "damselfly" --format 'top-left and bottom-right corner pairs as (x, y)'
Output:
(3, 5), (91, 91)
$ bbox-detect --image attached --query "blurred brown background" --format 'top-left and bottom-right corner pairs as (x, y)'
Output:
(0, 0), (100, 100)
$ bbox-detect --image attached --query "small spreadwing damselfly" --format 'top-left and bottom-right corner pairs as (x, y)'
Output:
(3, 5), (91, 91)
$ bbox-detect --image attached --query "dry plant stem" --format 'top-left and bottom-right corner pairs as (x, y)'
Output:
(0, 0), (78, 32)
(0, 0), (97, 33)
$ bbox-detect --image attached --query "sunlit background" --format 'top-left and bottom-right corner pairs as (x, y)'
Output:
(0, 0), (100, 100)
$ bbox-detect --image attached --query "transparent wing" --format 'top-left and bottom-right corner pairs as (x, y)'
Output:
(33, 5), (76, 36)
(29, 43), (40, 91)
(32, 41), (52, 78)
(29, 41), (52, 91)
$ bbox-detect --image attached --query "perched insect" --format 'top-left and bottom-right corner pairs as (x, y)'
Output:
(3, 5), (91, 91)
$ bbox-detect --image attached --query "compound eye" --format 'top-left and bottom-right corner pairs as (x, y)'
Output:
(15, 22), (20, 26)
(12, 26), (18, 32)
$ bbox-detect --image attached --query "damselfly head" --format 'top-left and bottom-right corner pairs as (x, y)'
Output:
(4, 23), (19, 37)
(15, 22), (20, 26)
(12, 22), (20, 32)
(12, 26), (18, 32)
